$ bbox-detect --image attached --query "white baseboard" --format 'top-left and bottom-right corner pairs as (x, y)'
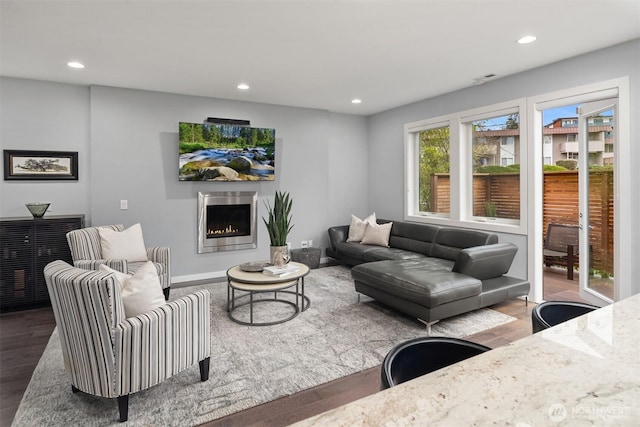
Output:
(172, 270), (227, 285)
(170, 256), (332, 285)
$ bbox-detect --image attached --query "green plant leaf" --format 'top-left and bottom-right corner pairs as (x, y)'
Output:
(262, 191), (293, 246)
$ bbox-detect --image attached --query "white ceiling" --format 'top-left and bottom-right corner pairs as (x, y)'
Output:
(1, 0), (639, 116)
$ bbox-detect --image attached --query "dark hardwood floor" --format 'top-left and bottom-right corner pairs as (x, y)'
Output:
(0, 269), (584, 427)
(0, 306), (56, 427)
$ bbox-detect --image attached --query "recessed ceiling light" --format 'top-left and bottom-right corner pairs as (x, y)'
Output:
(517, 35), (537, 44)
(237, 83), (250, 90)
(67, 61), (85, 69)
(351, 98), (362, 104)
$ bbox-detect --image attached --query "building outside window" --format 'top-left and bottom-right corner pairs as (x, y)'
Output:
(468, 112), (520, 220)
(543, 116), (614, 167)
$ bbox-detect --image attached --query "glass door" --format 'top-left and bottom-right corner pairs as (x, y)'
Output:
(577, 99), (616, 305)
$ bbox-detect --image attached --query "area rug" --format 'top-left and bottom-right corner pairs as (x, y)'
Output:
(12, 265), (515, 426)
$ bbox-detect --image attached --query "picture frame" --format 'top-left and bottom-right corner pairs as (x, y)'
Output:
(3, 150), (79, 181)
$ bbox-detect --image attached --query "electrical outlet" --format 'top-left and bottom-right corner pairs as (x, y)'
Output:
(301, 241), (309, 248)
(120, 200), (128, 210)
(286, 242), (291, 252)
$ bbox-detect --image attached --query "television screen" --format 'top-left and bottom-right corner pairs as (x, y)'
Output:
(179, 122), (276, 181)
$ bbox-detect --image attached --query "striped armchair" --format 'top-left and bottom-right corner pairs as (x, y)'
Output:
(66, 224), (171, 299)
(44, 260), (211, 422)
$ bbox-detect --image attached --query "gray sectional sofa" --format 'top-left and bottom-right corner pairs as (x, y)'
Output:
(327, 219), (529, 330)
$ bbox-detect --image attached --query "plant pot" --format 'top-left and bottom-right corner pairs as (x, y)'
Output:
(270, 245), (290, 268)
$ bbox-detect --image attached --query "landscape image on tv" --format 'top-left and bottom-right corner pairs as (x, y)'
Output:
(179, 122), (276, 181)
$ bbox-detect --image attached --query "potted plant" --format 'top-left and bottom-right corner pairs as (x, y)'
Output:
(263, 191), (293, 267)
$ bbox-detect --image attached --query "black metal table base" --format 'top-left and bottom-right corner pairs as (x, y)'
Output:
(227, 279), (310, 326)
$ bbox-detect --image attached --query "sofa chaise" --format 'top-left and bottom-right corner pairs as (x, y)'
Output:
(327, 219), (530, 331)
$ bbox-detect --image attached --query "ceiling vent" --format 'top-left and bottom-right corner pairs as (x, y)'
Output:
(473, 74), (497, 85)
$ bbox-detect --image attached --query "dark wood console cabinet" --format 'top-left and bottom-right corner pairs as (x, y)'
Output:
(0, 215), (84, 310)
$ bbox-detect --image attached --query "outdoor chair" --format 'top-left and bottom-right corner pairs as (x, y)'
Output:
(543, 223), (580, 280)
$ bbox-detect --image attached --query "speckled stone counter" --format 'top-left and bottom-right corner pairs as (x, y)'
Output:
(292, 294), (640, 426)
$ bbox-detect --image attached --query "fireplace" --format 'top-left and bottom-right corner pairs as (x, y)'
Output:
(198, 191), (257, 253)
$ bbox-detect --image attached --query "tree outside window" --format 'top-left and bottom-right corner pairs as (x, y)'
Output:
(418, 127), (450, 213)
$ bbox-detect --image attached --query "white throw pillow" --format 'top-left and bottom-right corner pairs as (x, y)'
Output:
(347, 212), (377, 242)
(99, 223), (148, 262)
(99, 262), (165, 318)
(360, 221), (393, 247)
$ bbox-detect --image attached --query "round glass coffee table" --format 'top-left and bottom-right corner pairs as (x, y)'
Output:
(226, 261), (310, 326)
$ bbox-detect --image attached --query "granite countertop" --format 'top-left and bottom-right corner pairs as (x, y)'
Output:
(292, 293), (640, 426)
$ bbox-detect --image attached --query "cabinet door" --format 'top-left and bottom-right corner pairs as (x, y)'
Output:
(33, 219), (79, 302)
(0, 223), (34, 307)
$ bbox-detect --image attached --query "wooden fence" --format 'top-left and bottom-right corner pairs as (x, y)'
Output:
(430, 170), (614, 274)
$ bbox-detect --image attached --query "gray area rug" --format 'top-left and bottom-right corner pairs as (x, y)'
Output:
(13, 265), (515, 426)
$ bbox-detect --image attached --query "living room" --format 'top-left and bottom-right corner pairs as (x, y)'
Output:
(1, 1), (639, 425)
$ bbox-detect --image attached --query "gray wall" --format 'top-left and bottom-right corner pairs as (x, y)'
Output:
(0, 79), (91, 217)
(1, 81), (369, 280)
(1, 39), (637, 285)
(367, 39), (640, 288)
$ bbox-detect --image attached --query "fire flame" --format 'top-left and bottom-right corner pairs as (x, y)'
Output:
(208, 225), (239, 235)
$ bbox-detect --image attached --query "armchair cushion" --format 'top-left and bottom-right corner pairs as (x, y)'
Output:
(66, 224), (171, 291)
(67, 224), (123, 261)
(99, 262), (166, 318)
(99, 223), (148, 262)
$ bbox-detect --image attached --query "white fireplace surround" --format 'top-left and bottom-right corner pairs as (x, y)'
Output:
(197, 191), (257, 253)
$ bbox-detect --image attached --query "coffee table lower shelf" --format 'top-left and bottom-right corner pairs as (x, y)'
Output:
(227, 279), (310, 326)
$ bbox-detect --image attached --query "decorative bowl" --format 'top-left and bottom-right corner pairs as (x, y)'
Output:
(239, 261), (270, 272)
(25, 202), (51, 218)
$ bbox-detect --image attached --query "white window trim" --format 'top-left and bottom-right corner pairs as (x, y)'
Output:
(404, 98), (527, 235)
(404, 116), (453, 220)
(460, 99), (526, 229)
(527, 77), (630, 303)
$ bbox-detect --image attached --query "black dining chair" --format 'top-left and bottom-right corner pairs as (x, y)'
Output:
(380, 337), (490, 390)
(531, 301), (599, 333)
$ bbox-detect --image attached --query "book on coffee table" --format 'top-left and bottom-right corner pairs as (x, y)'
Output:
(263, 264), (299, 277)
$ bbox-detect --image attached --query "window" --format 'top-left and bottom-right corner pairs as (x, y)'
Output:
(543, 136), (553, 165)
(417, 126), (450, 215)
(567, 134), (578, 142)
(502, 157), (515, 166)
(405, 98), (525, 232)
(468, 111), (521, 221)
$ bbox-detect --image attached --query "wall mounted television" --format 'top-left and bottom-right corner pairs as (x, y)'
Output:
(179, 122), (276, 181)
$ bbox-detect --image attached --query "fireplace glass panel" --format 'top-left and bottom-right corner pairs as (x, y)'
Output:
(207, 204), (251, 239)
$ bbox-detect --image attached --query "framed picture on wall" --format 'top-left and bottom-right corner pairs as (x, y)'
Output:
(3, 150), (79, 181)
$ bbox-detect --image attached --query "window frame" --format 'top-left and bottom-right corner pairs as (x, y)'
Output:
(405, 98), (527, 234)
(404, 117), (453, 220)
